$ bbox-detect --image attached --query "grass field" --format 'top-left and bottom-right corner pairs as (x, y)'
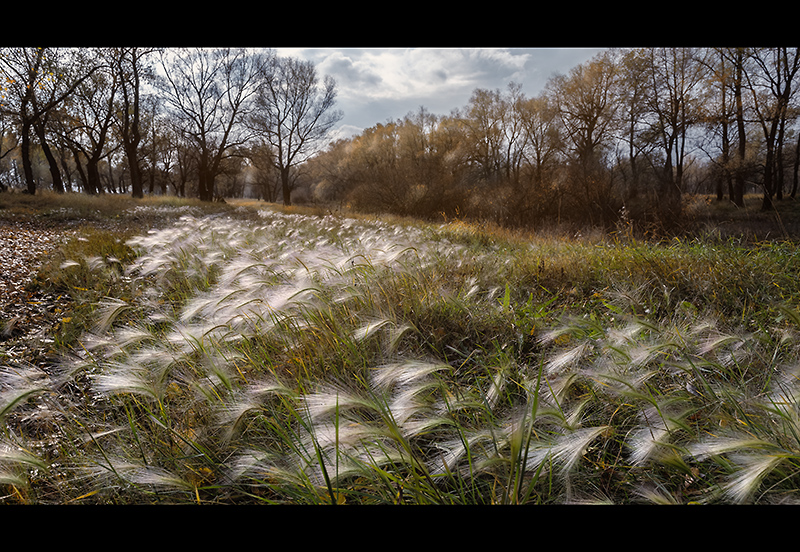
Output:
(3, 191), (800, 504)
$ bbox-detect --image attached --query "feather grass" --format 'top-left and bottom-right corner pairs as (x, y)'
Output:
(14, 202), (800, 503)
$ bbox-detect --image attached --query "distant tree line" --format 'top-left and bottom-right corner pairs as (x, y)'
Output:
(0, 47), (341, 205)
(1, 47), (799, 230)
(307, 48), (800, 229)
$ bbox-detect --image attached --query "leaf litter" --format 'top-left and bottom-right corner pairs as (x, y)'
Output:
(0, 221), (74, 349)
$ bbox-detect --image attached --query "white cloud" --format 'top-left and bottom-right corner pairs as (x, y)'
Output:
(276, 47), (604, 135)
(315, 48), (532, 101)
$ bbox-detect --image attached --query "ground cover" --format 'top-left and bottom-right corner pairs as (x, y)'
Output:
(3, 192), (800, 504)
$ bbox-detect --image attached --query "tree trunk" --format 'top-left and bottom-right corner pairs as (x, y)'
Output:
(791, 131), (800, 198)
(777, 118), (786, 201)
(281, 166), (292, 206)
(628, 149), (639, 200)
(106, 161), (117, 194)
(197, 168), (214, 202)
(761, 114), (781, 211)
(117, 48), (147, 200)
(129, 145), (144, 198)
(762, 145), (775, 211)
(86, 157), (101, 196)
(69, 148), (88, 192)
(720, 100), (730, 202)
(732, 48), (746, 208)
(20, 122), (36, 195)
(57, 149), (74, 193)
(33, 121), (64, 194)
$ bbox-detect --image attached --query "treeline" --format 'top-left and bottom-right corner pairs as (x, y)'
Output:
(306, 48), (800, 230)
(0, 47), (340, 203)
(2, 48), (800, 231)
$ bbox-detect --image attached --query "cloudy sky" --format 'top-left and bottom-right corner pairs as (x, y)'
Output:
(275, 48), (606, 139)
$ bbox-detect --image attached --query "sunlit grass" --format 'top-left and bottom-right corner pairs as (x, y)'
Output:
(4, 196), (800, 503)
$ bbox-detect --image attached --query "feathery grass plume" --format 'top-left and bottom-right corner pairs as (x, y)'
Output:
(761, 364), (800, 416)
(483, 365), (510, 412)
(302, 415), (390, 453)
(78, 426), (127, 448)
(634, 485), (681, 505)
(605, 320), (648, 350)
(538, 314), (602, 348)
(79, 455), (195, 496)
(531, 371), (581, 414)
(384, 378), (448, 433)
(0, 469), (28, 490)
(0, 365), (50, 425)
(426, 428), (499, 478)
(627, 404), (696, 467)
(92, 297), (134, 335)
(91, 353), (180, 403)
(300, 381), (383, 423)
(189, 347), (243, 400)
(105, 324), (160, 352)
(225, 446), (348, 504)
(425, 378), (605, 501)
(718, 452), (787, 504)
(597, 370), (660, 407)
(687, 434), (781, 463)
(697, 331), (750, 356)
(288, 365), (448, 499)
(623, 342), (673, 370)
(524, 425), (611, 478)
(694, 328), (758, 379)
(371, 360), (452, 390)
(288, 411), (412, 498)
(94, 362), (165, 402)
(351, 317), (395, 343)
(384, 323), (417, 355)
(215, 379), (297, 442)
(0, 438), (49, 483)
(544, 340), (592, 376)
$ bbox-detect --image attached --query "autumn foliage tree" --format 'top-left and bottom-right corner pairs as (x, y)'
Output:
(0, 48), (105, 194)
(317, 47), (800, 229)
(546, 51), (621, 225)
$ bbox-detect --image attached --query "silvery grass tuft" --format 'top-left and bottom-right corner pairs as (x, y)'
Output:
(0, 362), (71, 501)
(0, 437), (48, 489)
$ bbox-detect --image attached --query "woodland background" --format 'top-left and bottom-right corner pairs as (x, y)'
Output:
(1, 47), (798, 233)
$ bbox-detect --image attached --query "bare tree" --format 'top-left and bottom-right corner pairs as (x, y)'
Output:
(158, 48), (270, 201)
(612, 48), (653, 202)
(114, 47), (157, 199)
(643, 48), (709, 214)
(0, 115), (18, 191)
(249, 55), (342, 206)
(519, 94), (562, 194)
(245, 142), (280, 201)
(745, 47), (800, 210)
